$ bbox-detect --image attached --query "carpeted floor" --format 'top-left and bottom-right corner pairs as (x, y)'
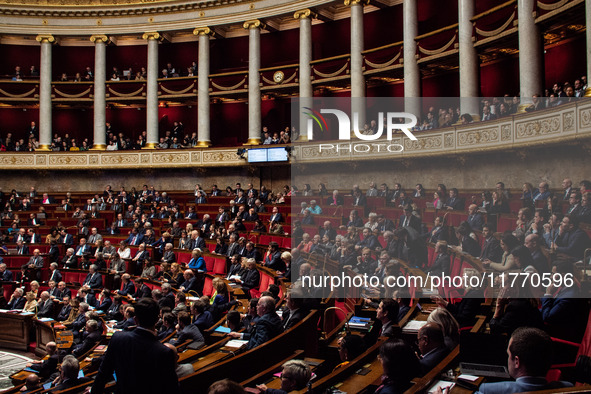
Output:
(0, 350), (33, 391)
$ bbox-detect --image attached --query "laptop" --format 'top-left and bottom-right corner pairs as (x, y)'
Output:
(459, 332), (511, 378)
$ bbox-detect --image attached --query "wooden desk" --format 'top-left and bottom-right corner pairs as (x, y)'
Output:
(34, 320), (56, 357)
(335, 357), (383, 393)
(0, 311), (33, 351)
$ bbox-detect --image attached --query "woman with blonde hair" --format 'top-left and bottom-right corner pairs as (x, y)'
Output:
(168, 262), (184, 288)
(427, 307), (460, 349)
(23, 291), (38, 313)
(29, 281), (40, 299)
(188, 248), (206, 272)
(62, 298), (80, 325)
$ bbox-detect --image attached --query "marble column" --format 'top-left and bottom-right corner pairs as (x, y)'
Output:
(346, 0), (367, 129)
(458, 0), (480, 119)
(143, 32), (160, 148)
(193, 27), (214, 147)
(295, 9), (315, 141)
(36, 34), (55, 151)
(243, 20), (264, 145)
(517, 0), (543, 110)
(90, 35), (108, 150)
(403, 0), (421, 118)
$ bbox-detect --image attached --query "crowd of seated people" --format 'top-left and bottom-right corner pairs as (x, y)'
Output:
(0, 178), (589, 393)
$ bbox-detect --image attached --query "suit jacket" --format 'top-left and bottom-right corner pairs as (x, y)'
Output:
(60, 233), (74, 246)
(75, 244), (91, 256)
(92, 328), (179, 394)
(48, 269), (62, 283)
(162, 250), (177, 263)
(171, 324), (204, 349)
(28, 353), (59, 377)
(264, 251), (285, 271)
(281, 308), (306, 331)
(26, 255), (44, 268)
(244, 312), (282, 349)
(466, 213), (484, 231)
(97, 297), (113, 311)
(83, 272), (103, 289)
(398, 214), (421, 232)
(133, 284), (152, 299)
(72, 329), (102, 357)
(270, 212), (283, 223)
(16, 245), (29, 255)
(118, 282), (136, 296)
(8, 296), (26, 310)
(126, 233), (144, 246)
(476, 377), (572, 394)
(480, 237), (503, 262)
(27, 233), (41, 243)
(428, 253), (451, 275)
(193, 311), (214, 333)
(180, 277), (202, 294)
(36, 299), (54, 318)
(241, 269), (260, 292)
(1, 269), (13, 281)
(444, 197), (465, 211)
(189, 237), (206, 251)
(556, 228), (590, 260)
(419, 346), (449, 374)
(57, 304), (72, 321)
(62, 254), (79, 269)
(461, 236), (481, 258)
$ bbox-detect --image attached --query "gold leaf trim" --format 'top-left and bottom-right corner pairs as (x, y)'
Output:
(160, 82), (195, 95)
(53, 87), (92, 98)
(211, 77), (247, 91)
(364, 50), (401, 69)
(475, 11), (516, 37)
(313, 60), (349, 79)
(537, 0), (568, 11)
(418, 34), (457, 56)
(107, 86), (144, 97)
(0, 87), (36, 98)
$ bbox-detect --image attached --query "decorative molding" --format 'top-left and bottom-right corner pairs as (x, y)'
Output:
(293, 9), (317, 19)
(0, 103), (589, 170)
(35, 34), (55, 43)
(193, 27), (214, 36)
(243, 19), (266, 30)
(344, 0), (370, 6)
(142, 31), (160, 40)
(89, 34), (108, 43)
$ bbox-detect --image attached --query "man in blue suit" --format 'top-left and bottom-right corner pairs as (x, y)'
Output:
(552, 214), (590, 260)
(475, 327), (572, 394)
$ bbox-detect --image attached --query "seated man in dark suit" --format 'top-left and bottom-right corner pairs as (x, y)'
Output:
(169, 312), (204, 349)
(280, 288), (308, 331)
(263, 242), (285, 272)
(365, 298), (399, 347)
(428, 240), (451, 276)
(82, 264), (103, 290)
(72, 319), (102, 358)
(0, 263), (13, 281)
(444, 188), (465, 211)
(117, 273), (136, 296)
(179, 269), (202, 295)
(114, 305), (136, 330)
(227, 296), (282, 349)
(466, 204), (484, 231)
(474, 327), (573, 394)
(51, 355), (91, 391)
(26, 341), (58, 378)
(232, 258), (260, 295)
(7, 288), (26, 309)
(417, 323), (450, 375)
(191, 299), (214, 333)
(552, 214), (591, 260)
(480, 223), (503, 263)
(61, 248), (78, 269)
(455, 222), (481, 258)
(131, 278), (152, 300)
(36, 291), (54, 318)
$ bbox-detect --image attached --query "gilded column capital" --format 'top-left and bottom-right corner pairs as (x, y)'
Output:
(142, 32), (161, 41)
(89, 35), (109, 44)
(294, 9), (317, 20)
(193, 27), (215, 37)
(344, 0), (369, 5)
(36, 34), (55, 44)
(243, 19), (266, 30)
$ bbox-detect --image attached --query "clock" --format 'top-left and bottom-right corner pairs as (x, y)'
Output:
(273, 71), (284, 84)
